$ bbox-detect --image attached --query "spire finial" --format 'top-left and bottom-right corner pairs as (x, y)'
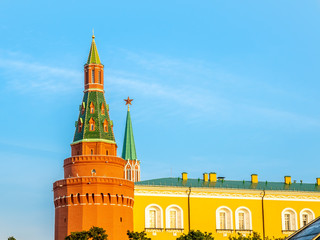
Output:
(92, 29), (95, 39)
(124, 96), (133, 111)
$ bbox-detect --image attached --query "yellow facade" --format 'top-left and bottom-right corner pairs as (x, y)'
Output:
(133, 183), (320, 239)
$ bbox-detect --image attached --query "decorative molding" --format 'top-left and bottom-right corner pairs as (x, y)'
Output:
(134, 188), (320, 202)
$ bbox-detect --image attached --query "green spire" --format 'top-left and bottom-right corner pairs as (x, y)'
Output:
(86, 34), (101, 64)
(122, 102), (137, 160)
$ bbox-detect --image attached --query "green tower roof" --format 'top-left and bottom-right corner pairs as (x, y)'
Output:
(73, 91), (115, 144)
(122, 108), (137, 160)
(86, 35), (101, 64)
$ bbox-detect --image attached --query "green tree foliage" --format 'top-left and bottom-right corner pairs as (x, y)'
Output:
(127, 230), (151, 240)
(228, 232), (285, 240)
(8, 237), (16, 240)
(176, 230), (214, 240)
(65, 227), (108, 240)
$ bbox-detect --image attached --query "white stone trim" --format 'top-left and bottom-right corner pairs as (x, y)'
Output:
(165, 204), (184, 229)
(299, 208), (315, 228)
(145, 204), (164, 229)
(216, 206), (233, 230)
(235, 206), (252, 230)
(281, 208), (298, 231)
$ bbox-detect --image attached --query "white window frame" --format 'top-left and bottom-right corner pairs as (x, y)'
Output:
(216, 206), (233, 230)
(145, 204), (163, 229)
(235, 207), (252, 231)
(165, 204), (184, 229)
(300, 208), (315, 228)
(282, 208), (298, 231)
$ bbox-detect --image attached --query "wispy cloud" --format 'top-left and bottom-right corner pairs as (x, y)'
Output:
(1, 49), (319, 128)
(0, 57), (82, 94)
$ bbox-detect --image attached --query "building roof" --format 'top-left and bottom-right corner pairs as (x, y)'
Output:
(86, 35), (101, 64)
(135, 177), (320, 192)
(122, 109), (137, 160)
(73, 90), (115, 144)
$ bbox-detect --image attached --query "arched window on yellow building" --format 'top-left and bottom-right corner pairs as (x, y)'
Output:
(235, 207), (252, 231)
(216, 206), (233, 230)
(300, 209), (314, 227)
(282, 208), (298, 232)
(166, 205), (183, 230)
(145, 204), (163, 229)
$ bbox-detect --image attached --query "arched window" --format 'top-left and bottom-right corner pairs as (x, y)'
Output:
(126, 167), (131, 181)
(300, 209), (314, 227)
(235, 207), (252, 231)
(145, 204), (163, 229)
(89, 117), (95, 131)
(92, 69), (95, 83)
(101, 103), (105, 115)
(85, 70), (88, 85)
(103, 119), (108, 132)
(81, 102), (85, 115)
(134, 167), (139, 182)
(78, 119), (83, 132)
(216, 206), (233, 230)
(166, 205), (183, 229)
(282, 208), (298, 232)
(90, 102), (95, 114)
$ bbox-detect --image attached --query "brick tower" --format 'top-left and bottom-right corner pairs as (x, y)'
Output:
(53, 35), (134, 240)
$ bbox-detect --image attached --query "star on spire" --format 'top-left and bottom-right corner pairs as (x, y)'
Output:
(124, 96), (133, 111)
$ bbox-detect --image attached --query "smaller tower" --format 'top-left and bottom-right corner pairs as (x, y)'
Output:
(122, 97), (140, 182)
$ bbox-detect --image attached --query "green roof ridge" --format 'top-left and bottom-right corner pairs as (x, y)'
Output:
(86, 35), (101, 64)
(135, 177), (320, 192)
(122, 109), (137, 160)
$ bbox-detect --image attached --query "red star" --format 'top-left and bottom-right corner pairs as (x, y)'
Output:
(124, 96), (133, 105)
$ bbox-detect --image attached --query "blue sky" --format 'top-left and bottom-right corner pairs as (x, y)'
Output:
(1, 0), (320, 239)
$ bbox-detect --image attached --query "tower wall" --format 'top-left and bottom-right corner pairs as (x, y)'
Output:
(54, 177), (134, 240)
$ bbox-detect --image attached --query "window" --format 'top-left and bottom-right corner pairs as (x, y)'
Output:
(99, 71), (101, 84)
(89, 117), (95, 131)
(81, 102), (85, 115)
(216, 206), (232, 230)
(103, 119), (108, 132)
(166, 205), (183, 229)
(239, 212), (245, 230)
(92, 69), (95, 83)
(101, 103), (105, 115)
(78, 119), (83, 132)
(220, 212), (226, 229)
(126, 167), (131, 180)
(85, 70), (89, 85)
(90, 102), (94, 114)
(149, 210), (156, 228)
(300, 209), (314, 227)
(135, 168), (139, 182)
(145, 204), (163, 229)
(282, 208), (297, 231)
(235, 207), (252, 231)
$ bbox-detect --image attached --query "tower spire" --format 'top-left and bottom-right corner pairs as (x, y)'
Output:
(122, 97), (137, 160)
(87, 33), (101, 64)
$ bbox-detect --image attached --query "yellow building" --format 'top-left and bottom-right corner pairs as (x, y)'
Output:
(133, 173), (320, 239)
(71, 36), (320, 240)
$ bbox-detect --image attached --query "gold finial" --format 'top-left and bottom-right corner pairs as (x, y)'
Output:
(124, 96), (133, 111)
(92, 29), (95, 39)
